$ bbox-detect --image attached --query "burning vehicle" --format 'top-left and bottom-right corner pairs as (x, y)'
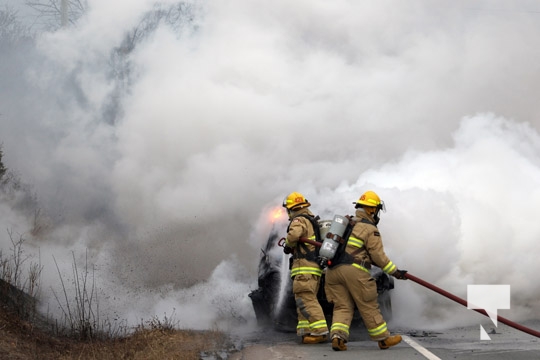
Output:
(249, 217), (394, 332)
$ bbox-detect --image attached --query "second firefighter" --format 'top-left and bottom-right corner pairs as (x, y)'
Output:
(282, 192), (329, 344)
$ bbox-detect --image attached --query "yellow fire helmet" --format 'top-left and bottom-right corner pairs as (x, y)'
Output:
(282, 192), (311, 210)
(354, 190), (381, 208)
(354, 190), (385, 225)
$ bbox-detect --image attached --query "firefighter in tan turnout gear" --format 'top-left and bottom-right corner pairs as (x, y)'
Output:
(282, 192), (329, 344)
(324, 190), (407, 351)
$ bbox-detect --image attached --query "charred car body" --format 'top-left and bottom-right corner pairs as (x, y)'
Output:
(249, 219), (394, 332)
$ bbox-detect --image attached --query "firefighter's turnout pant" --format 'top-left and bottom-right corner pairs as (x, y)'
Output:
(292, 273), (329, 336)
(325, 264), (390, 342)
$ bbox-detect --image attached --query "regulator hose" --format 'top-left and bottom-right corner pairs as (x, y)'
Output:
(405, 272), (540, 339)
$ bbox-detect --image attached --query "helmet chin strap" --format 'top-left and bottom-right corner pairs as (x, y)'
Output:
(373, 211), (380, 225)
(373, 204), (384, 225)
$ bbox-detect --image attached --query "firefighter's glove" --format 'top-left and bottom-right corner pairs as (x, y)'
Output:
(278, 237), (292, 254)
(392, 269), (408, 280)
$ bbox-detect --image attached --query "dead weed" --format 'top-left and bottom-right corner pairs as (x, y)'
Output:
(0, 304), (232, 360)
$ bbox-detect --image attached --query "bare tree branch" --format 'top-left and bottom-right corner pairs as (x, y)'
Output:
(25, 0), (87, 31)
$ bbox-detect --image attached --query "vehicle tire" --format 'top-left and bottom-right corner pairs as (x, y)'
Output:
(249, 270), (281, 327)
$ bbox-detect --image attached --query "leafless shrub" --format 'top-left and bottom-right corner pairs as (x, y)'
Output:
(1, 229), (42, 296)
(50, 250), (130, 340)
(27, 260), (43, 299)
(0, 229), (43, 320)
(135, 309), (180, 334)
(51, 250), (98, 340)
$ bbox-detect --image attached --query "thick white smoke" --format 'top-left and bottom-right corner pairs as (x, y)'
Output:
(323, 115), (540, 329)
(1, 0), (540, 332)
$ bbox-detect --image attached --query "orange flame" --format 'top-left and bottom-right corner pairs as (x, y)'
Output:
(269, 207), (286, 223)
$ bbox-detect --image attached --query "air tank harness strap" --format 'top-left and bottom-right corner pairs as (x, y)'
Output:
(293, 239), (319, 262)
(288, 214), (321, 262)
(332, 216), (373, 271)
(347, 216), (373, 271)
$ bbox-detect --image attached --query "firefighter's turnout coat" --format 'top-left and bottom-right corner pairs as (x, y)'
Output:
(285, 208), (328, 337)
(324, 208), (398, 342)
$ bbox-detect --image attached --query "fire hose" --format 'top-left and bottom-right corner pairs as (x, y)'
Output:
(404, 273), (540, 339)
(279, 238), (540, 338)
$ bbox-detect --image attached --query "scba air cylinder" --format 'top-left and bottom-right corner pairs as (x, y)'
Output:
(318, 214), (349, 265)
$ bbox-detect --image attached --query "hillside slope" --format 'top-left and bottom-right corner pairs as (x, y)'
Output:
(0, 280), (234, 360)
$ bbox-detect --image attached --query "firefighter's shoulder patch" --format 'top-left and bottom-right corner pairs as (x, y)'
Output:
(373, 231), (380, 237)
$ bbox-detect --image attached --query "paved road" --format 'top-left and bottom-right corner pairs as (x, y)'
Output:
(229, 320), (540, 360)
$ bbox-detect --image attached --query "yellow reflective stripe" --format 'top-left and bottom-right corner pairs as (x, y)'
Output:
(297, 320), (310, 330)
(352, 263), (370, 274)
(330, 322), (350, 335)
(310, 320), (328, 330)
(348, 237), (364, 248)
(308, 235), (316, 240)
(368, 322), (388, 336)
(291, 267), (323, 277)
(366, 198), (379, 206)
(382, 261), (396, 274)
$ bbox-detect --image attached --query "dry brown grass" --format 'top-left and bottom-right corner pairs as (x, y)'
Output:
(0, 230), (237, 359)
(0, 303), (232, 360)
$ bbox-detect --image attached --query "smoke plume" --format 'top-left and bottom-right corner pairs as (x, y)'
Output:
(1, 0), (540, 331)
